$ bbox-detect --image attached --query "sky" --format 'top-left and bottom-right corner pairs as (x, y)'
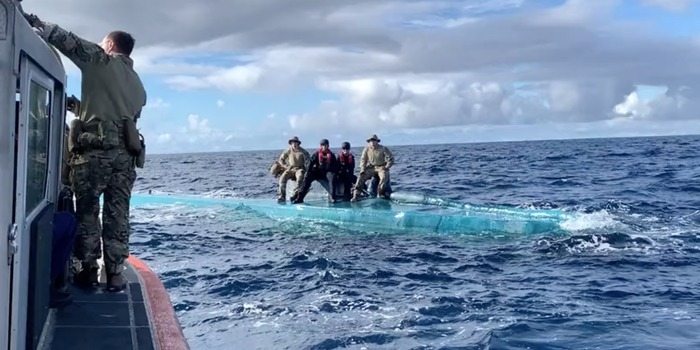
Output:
(22, 0), (700, 153)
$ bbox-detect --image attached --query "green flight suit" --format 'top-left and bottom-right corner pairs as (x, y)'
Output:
(40, 23), (146, 275)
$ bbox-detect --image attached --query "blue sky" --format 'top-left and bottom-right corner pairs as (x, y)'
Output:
(26, 0), (700, 153)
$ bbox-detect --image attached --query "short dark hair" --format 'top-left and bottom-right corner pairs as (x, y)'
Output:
(107, 31), (135, 56)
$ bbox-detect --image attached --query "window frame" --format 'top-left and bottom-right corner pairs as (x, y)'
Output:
(18, 62), (55, 224)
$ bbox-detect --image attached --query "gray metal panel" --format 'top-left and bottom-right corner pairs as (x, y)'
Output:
(0, 0), (15, 223)
(9, 6), (66, 209)
(1, 1), (67, 349)
(12, 2), (65, 81)
(0, 1), (15, 349)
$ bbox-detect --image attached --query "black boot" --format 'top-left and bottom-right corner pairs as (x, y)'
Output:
(290, 192), (304, 204)
(106, 273), (127, 292)
(50, 286), (73, 308)
(73, 267), (99, 289)
(378, 189), (390, 200)
(50, 277), (73, 308)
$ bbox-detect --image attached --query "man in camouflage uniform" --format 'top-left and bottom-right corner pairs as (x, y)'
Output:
(351, 134), (394, 201)
(277, 136), (310, 202)
(24, 14), (147, 292)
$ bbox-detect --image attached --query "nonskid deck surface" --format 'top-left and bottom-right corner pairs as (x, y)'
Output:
(47, 265), (154, 350)
(130, 192), (568, 235)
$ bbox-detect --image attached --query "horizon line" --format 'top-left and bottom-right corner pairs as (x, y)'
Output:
(148, 132), (700, 156)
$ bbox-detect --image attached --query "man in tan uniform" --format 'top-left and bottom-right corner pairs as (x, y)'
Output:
(351, 134), (394, 201)
(277, 136), (311, 202)
(25, 14), (147, 291)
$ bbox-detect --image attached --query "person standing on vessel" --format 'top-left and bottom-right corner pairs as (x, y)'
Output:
(24, 13), (147, 292)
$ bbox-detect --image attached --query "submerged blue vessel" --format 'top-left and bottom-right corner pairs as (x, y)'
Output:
(130, 192), (569, 235)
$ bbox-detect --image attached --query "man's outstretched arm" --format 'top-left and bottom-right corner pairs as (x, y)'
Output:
(24, 13), (108, 68)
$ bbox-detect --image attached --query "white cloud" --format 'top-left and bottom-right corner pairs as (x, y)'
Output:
(167, 65), (263, 91)
(548, 81), (581, 113)
(145, 98), (170, 109)
(207, 65), (263, 90)
(285, 76), (635, 136)
(614, 91), (650, 118)
(613, 85), (699, 120)
(216, 100), (225, 108)
(647, 86), (698, 119)
(186, 114), (212, 134)
(148, 113), (249, 151)
(157, 133), (172, 143)
(532, 0), (619, 26)
(22, 0), (700, 151)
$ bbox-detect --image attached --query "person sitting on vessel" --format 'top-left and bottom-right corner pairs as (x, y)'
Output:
(351, 134), (394, 201)
(277, 136), (310, 203)
(334, 141), (356, 201)
(291, 138), (339, 204)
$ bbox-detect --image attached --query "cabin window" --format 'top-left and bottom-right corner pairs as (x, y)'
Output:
(25, 81), (51, 215)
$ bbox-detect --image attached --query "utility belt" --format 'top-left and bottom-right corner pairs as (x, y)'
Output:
(69, 118), (146, 168)
(369, 163), (386, 168)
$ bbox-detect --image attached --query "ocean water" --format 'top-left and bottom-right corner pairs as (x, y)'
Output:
(129, 135), (700, 350)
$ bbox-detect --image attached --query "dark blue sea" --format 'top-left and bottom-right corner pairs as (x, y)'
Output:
(129, 135), (700, 350)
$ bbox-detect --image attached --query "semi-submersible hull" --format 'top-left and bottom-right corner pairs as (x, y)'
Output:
(131, 192), (569, 235)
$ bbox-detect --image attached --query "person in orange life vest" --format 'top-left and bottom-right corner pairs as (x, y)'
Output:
(334, 141), (357, 201)
(292, 138), (338, 203)
(352, 134), (394, 201)
(277, 136), (311, 202)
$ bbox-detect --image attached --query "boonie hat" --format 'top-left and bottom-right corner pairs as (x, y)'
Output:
(288, 136), (301, 144)
(366, 134), (380, 142)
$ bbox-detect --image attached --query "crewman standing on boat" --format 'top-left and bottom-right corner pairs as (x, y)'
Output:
(24, 13), (147, 292)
